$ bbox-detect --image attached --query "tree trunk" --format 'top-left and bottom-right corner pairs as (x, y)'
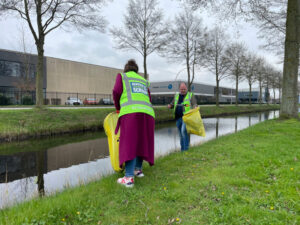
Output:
(186, 61), (191, 91)
(186, 36), (191, 91)
(143, 54), (147, 79)
(249, 84), (252, 106)
(35, 0), (44, 108)
(259, 80), (262, 104)
(279, 88), (281, 104)
(266, 85), (270, 105)
(36, 42), (44, 107)
(216, 78), (220, 107)
(280, 0), (299, 118)
(273, 89), (276, 104)
(235, 75), (239, 106)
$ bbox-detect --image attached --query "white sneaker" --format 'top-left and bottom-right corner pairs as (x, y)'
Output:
(117, 176), (134, 188)
(134, 170), (145, 178)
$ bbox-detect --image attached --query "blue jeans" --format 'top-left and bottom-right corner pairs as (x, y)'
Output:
(125, 157), (143, 177)
(176, 118), (189, 151)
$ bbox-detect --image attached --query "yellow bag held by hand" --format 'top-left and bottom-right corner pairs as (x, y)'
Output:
(103, 112), (123, 172)
(182, 107), (206, 137)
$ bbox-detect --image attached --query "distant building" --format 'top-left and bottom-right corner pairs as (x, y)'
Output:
(238, 88), (270, 103)
(149, 81), (236, 104)
(0, 48), (122, 105)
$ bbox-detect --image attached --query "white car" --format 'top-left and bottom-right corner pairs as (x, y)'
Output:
(102, 98), (114, 105)
(65, 97), (83, 105)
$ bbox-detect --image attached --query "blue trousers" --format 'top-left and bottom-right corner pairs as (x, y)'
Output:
(176, 118), (189, 151)
(125, 157), (143, 177)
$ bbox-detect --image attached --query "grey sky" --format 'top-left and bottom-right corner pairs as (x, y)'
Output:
(0, 0), (282, 89)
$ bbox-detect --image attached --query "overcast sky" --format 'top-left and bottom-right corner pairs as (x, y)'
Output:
(0, 0), (283, 89)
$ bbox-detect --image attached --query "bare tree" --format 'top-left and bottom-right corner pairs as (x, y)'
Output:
(224, 42), (247, 105)
(184, 0), (299, 118)
(162, 7), (206, 90)
(270, 70), (282, 104)
(204, 26), (231, 106)
(110, 0), (169, 79)
(243, 53), (258, 105)
(0, 0), (109, 107)
(276, 74), (283, 104)
(263, 64), (277, 105)
(254, 57), (267, 104)
(13, 25), (35, 96)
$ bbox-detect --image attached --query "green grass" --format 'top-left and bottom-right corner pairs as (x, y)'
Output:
(0, 114), (299, 225)
(0, 105), (279, 142)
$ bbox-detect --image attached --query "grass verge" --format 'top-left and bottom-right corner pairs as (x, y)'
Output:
(0, 104), (279, 142)
(0, 114), (299, 224)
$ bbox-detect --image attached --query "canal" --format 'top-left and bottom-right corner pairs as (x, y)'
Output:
(0, 110), (280, 209)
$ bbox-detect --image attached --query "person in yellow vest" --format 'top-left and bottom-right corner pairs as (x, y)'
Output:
(113, 59), (155, 188)
(168, 82), (197, 151)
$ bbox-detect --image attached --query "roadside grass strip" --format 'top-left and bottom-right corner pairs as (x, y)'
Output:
(0, 105), (279, 142)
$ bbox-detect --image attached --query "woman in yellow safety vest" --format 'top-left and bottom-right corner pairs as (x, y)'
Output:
(113, 59), (155, 188)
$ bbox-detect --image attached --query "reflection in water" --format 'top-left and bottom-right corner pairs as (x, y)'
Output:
(36, 151), (45, 197)
(216, 118), (219, 138)
(235, 116), (238, 133)
(0, 110), (281, 209)
(259, 114), (262, 122)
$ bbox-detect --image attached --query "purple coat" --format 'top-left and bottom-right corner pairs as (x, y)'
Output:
(113, 73), (155, 167)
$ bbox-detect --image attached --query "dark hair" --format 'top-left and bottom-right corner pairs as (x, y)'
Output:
(124, 59), (138, 73)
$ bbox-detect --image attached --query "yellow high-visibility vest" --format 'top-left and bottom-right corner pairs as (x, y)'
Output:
(119, 71), (155, 118)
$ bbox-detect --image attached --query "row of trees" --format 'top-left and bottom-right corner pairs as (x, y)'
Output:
(0, 0), (298, 119)
(183, 0), (299, 118)
(206, 38), (283, 106)
(111, 1), (282, 106)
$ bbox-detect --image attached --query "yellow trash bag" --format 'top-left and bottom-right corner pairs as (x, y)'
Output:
(103, 112), (123, 172)
(182, 107), (206, 137)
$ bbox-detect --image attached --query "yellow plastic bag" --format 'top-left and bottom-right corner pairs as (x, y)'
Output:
(182, 107), (206, 137)
(103, 112), (123, 172)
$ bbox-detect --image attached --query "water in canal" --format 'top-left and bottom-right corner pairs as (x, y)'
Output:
(0, 110), (280, 209)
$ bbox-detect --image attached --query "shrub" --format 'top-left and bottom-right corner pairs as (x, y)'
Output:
(0, 95), (10, 105)
(22, 96), (34, 105)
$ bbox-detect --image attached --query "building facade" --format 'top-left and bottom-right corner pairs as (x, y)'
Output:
(238, 88), (270, 103)
(0, 49), (121, 105)
(149, 81), (236, 104)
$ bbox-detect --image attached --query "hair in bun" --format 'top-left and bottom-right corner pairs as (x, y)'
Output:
(124, 59), (138, 73)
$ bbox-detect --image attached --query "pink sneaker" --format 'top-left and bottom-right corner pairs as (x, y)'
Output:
(117, 176), (134, 188)
(134, 170), (144, 178)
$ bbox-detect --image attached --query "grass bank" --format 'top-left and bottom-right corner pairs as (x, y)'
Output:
(1, 114), (299, 225)
(0, 104), (279, 142)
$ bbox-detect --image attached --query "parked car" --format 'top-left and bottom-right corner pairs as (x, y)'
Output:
(83, 98), (97, 105)
(65, 97), (83, 105)
(101, 98), (114, 105)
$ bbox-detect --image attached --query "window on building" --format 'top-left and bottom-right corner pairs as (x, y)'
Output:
(0, 60), (36, 78)
(0, 60), (6, 76)
(20, 63), (36, 79)
(0, 60), (22, 77)
(29, 64), (36, 78)
(6, 61), (21, 77)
